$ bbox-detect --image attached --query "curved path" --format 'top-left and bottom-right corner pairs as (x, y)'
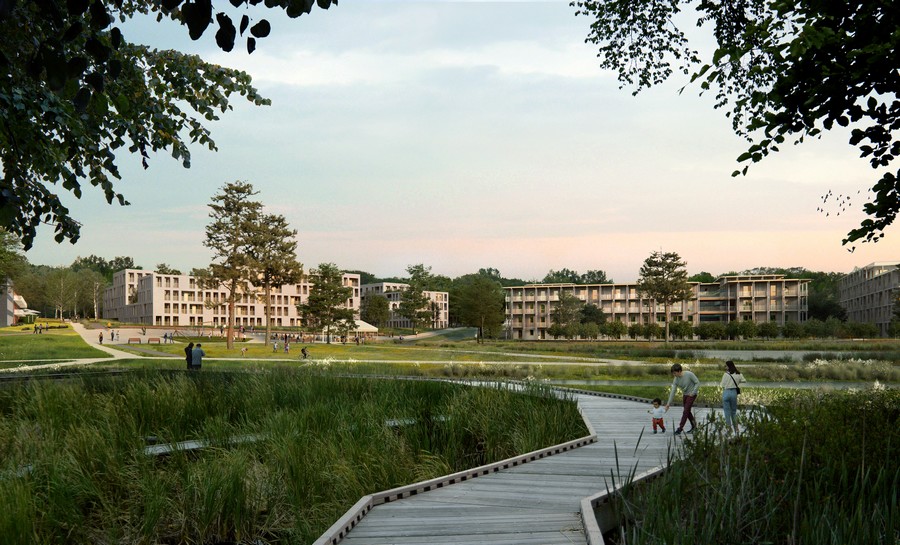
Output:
(326, 393), (714, 545)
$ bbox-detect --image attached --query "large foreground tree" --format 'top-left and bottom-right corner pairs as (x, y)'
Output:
(0, 0), (335, 249)
(573, 0), (900, 246)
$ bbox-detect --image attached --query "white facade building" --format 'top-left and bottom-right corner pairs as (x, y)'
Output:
(839, 261), (900, 336)
(103, 269), (361, 328)
(360, 282), (449, 329)
(0, 280), (35, 327)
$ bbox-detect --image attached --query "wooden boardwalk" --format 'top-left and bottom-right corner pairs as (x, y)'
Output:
(330, 393), (714, 545)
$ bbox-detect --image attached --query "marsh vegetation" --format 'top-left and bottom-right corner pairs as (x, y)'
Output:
(608, 388), (899, 545)
(0, 370), (586, 544)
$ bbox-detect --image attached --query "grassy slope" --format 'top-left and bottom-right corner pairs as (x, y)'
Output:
(0, 325), (109, 366)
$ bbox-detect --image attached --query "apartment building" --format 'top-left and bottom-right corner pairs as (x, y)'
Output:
(360, 282), (449, 329)
(103, 269), (361, 328)
(839, 261), (899, 336)
(505, 274), (809, 340)
(1, 280), (35, 327)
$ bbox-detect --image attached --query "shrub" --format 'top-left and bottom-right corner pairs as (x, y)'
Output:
(618, 388), (900, 545)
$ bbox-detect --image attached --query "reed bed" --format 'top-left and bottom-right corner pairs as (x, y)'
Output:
(0, 369), (586, 544)
(611, 387), (899, 545)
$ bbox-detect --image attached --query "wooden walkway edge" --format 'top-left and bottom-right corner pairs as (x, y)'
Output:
(316, 390), (715, 545)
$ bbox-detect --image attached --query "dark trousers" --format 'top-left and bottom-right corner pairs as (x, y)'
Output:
(679, 394), (697, 430)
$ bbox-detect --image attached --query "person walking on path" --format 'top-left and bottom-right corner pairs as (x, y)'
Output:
(98, 331), (103, 345)
(720, 360), (746, 435)
(665, 363), (700, 435)
(185, 342), (194, 370)
(191, 343), (205, 370)
(648, 398), (666, 434)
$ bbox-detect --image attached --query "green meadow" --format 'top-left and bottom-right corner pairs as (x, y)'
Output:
(0, 324), (110, 366)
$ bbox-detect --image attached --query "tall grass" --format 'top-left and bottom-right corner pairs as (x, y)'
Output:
(0, 369), (586, 544)
(612, 387), (899, 545)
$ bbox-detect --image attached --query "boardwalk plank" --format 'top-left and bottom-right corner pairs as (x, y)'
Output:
(329, 394), (718, 545)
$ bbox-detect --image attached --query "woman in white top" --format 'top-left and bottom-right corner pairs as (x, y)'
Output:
(720, 360), (746, 434)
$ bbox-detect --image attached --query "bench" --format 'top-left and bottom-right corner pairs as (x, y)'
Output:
(127, 338), (141, 344)
(147, 337), (160, 344)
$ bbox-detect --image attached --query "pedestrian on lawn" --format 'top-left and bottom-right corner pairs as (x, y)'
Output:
(191, 343), (205, 370)
(185, 342), (194, 370)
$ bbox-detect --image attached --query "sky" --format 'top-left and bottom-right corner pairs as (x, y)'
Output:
(24, 0), (900, 283)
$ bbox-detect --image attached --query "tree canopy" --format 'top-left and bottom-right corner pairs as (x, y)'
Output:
(0, 0), (335, 249)
(397, 264), (432, 333)
(573, 0), (900, 246)
(456, 274), (505, 340)
(0, 230), (26, 281)
(637, 250), (693, 343)
(201, 180), (263, 348)
(543, 268), (612, 284)
(298, 262), (354, 343)
(360, 293), (389, 329)
(246, 212), (303, 345)
(155, 263), (182, 275)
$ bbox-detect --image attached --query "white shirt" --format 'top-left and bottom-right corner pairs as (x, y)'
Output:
(720, 372), (746, 389)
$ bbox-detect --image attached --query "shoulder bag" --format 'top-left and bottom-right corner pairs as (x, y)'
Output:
(729, 374), (741, 395)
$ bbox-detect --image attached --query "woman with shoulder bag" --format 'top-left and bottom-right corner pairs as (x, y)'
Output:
(720, 360), (746, 435)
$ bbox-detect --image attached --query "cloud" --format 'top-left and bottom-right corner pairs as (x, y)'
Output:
(209, 39), (605, 89)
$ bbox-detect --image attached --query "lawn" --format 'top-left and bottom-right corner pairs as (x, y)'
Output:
(0, 324), (110, 366)
(111, 338), (570, 363)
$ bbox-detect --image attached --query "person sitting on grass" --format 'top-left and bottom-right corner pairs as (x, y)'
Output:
(665, 363), (700, 435)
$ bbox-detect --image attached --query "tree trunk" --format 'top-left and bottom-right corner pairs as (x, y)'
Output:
(664, 302), (670, 345)
(227, 280), (236, 350)
(264, 282), (271, 346)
